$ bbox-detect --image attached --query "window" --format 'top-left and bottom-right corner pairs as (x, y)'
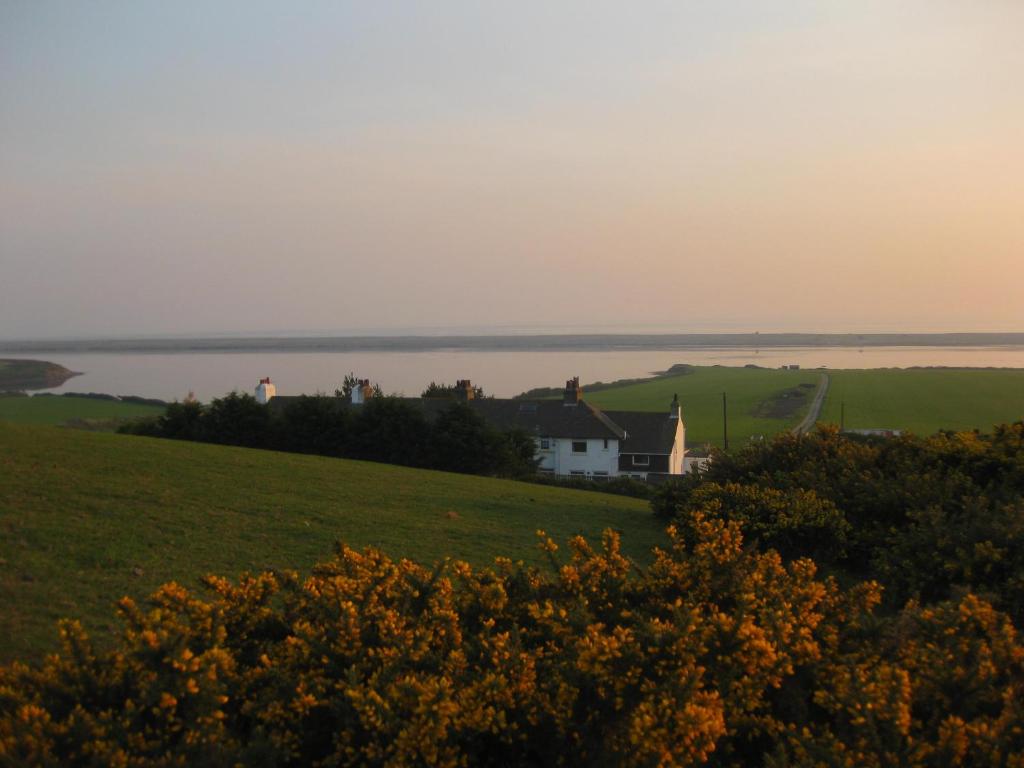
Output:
(632, 455), (650, 466)
(603, 438), (609, 450)
(569, 470), (585, 477)
(539, 438), (551, 450)
(572, 441), (587, 454)
(593, 471), (609, 482)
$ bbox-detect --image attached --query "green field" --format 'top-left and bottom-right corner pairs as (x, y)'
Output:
(581, 366), (823, 449)
(0, 422), (659, 662)
(820, 368), (1024, 435)
(0, 395), (164, 428)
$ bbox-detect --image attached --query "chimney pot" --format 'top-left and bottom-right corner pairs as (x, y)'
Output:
(563, 375), (582, 406)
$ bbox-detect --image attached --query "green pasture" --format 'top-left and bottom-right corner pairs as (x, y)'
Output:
(0, 395), (164, 428)
(582, 366), (822, 449)
(820, 368), (1024, 435)
(0, 423), (659, 662)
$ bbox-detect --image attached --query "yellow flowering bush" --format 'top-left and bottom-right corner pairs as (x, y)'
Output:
(2, 519), (1023, 766)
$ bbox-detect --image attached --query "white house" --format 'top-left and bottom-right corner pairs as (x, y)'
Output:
(262, 375), (688, 480)
(533, 378), (686, 480)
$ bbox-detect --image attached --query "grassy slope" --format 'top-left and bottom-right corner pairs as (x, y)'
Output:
(820, 368), (1024, 435)
(0, 395), (164, 426)
(0, 423), (660, 662)
(581, 366), (821, 448)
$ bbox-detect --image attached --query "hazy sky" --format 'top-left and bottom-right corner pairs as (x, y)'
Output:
(2, 1), (1022, 338)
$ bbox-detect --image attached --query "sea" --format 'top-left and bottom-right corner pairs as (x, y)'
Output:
(6, 343), (1024, 402)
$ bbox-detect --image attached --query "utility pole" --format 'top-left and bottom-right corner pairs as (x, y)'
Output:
(722, 392), (729, 451)
(840, 401), (845, 432)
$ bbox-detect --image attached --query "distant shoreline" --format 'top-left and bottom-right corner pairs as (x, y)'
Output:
(2, 332), (1024, 355)
(0, 358), (81, 390)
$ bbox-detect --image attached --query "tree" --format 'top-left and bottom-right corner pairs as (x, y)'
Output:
(123, 397), (204, 440)
(276, 395), (352, 456)
(421, 381), (486, 399)
(202, 391), (271, 448)
(334, 373), (383, 399)
(347, 396), (432, 467)
(429, 402), (534, 476)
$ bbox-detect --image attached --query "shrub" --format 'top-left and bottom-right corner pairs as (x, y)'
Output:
(2, 523), (1023, 766)
(669, 481), (849, 562)
(664, 424), (1024, 621)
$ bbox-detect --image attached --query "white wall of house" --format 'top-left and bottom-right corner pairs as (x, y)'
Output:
(534, 437), (620, 478)
(669, 418), (686, 475)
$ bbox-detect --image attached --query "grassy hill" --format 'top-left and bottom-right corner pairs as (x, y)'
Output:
(820, 368), (1024, 435)
(0, 423), (660, 663)
(580, 366), (822, 449)
(0, 394), (165, 428)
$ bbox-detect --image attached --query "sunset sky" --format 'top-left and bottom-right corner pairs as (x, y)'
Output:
(1, 1), (1022, 338)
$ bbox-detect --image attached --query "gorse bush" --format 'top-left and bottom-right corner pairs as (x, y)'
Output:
(2, 521), (1023, 766)
(665, 481), (849, 562)
(8, 423), (1024, 764)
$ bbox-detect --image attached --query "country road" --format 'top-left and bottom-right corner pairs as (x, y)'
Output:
(792, 373), (830, 435)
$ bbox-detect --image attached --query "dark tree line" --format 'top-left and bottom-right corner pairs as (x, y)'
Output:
(121, 392), (539, 478)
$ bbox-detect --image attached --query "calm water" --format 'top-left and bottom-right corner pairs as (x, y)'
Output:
(9, 345), (1024, 402)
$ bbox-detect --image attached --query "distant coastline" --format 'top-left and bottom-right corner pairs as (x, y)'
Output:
(2, 332), (1023, 355)
(0, 359), (80, 390)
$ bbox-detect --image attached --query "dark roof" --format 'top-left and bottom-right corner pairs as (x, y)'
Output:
(267, 395), (679, 450)
(603, 410), (680, 455)
(418, 398), (625, 440)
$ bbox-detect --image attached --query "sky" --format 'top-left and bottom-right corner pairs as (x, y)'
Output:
(1, 1), (1022, 338)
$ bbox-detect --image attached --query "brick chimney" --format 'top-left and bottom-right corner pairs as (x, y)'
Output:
(456, 379), (475, 401)
(563, 376), (582, 406)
